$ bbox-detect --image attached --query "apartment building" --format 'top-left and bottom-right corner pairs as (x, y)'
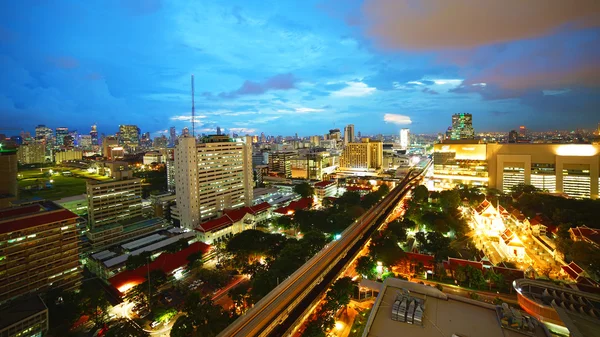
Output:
(339, 138), (383, 174)
(174, 135), (253, 228)
(0, 201), (82, 303)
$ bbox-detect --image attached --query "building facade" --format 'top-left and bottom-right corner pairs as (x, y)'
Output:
(449, 113), (474, 140)
(0, 201), (82, 303)
(432, 143), (600, 199)
(174, 135), (253, 228)
(399, 128), (410, 150)
(118, 125), (140, 150)
(344, 124), (355, 145)
(268, 151), (296, 178)
(54, 127), (68, 146)
(17, 142), (45, 164)
(339, 139), (383, 173)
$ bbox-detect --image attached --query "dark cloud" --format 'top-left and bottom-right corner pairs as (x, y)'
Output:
(421, 87), (439, 95)
(362, 0), (600, 50)
(218, 73), (297, 99)
(48, 56), (79, 69)
(120, 0), (161, 16)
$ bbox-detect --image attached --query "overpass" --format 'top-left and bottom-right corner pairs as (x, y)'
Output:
(218, 164), (430, 337)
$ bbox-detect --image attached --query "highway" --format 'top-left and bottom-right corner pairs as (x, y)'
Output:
(217, 166), (428, 337)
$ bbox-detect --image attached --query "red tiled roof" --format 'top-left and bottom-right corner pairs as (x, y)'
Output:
(474, 199), (490, 214)
(274, 197), (312, 215)
(405, 252), (435, 268)
(492, 266), (525, 281)
(0, 209), (78, 235)
(109, 241), (211, 293)
(570, 226), (600, 246)
(197, 216), (232, 233)
(562, 262), (585, 281)
(0, 204), (42, 220)
(224, 207), (251, 223)
(249, 202), (271, 214)
(314, 180), (335, 188)
(346, 186), (372, 191)
(511, 209), (526, 221)
(444, 257), (483, 271)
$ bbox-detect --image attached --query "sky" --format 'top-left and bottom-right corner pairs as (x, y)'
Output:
(0, 0), (599, 137)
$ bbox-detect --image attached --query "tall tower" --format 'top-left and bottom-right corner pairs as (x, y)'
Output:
(344, 124), (355, 145)
(450, 113), (474, 140)
(191, 74), (196, 138)
(400, 128), (410, 150)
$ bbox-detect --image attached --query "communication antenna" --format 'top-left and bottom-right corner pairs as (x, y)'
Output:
(191, 74), (195, 137)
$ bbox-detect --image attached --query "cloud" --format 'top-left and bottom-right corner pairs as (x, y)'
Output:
(48, 56), (79, 69)
(218, 73), (297, 98)
(362, 0), (600, 50)
(543, 89), (571, 96)
(422, 88), (439, 95)
(383, 113), (412, 125)
(331, 81), (376, 97)
(295, 107), (324, 113)
(120, 0), (162, 16)
(229, 127), (256, 134)
(170, 115), (206, 123)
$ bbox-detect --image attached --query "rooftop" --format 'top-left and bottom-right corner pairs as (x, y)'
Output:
(363, 278), (550, 337)
(0, 295), (47, 330)
(0, 202), (78, 235)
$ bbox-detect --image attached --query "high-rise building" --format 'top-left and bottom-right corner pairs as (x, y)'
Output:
(310, 135), (320, 147)
(0, 201), (82, 303)
(55, 127), (69, 146)
(339, 139), (383, 172)
(90, 124), (98, 146)
(169, 126), (176, 147)
(118, 125), (140, 149)
(154, 135), (168, 148)
(174, 135), (253, 228)
(102, 136), (120, 160)
(508, 130), (518, 143)
(182, 127), (190, 137)
(165, 149), (176, 193)
(79, 135), (92, 149)
(268, 151), (296, 178)
(0, 143), (18, 207)
(449, 113), (474, 140)
(432, 143), (600, 198)
(344, 124), (355, 145)
(216, 126), (222, 135)
(34, 125), (53, 141)
(399, 128), (410, 150)
(329, 129), (341, 141)
(16, 142), (45, 164)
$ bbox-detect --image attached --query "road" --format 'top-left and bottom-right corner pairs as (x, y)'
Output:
(217, 169), (426, 337)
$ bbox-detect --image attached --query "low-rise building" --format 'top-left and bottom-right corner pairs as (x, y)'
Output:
(55, 194), (88, 216)
(195, 202), (272, 244)
(143, 151), (163, 165)
(313, 180), (337, 199)
(0, 295), (48, 337)
(569, 225), (600, 248)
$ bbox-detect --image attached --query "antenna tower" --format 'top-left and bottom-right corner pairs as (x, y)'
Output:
(191, 74), (195, 137)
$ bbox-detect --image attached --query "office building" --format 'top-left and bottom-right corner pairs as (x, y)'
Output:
(509, 130), (518, 143)
(90, 124), (98, 146)
(154, 135), (168, 148)
(118, 125), (140, 149)
(102, 136), (120, 160)
(169, 127), (176, 147)
(55, 127), (68, 146)
(34, 125), (53, 141)
(399, 128), (410, 150)
(17, 142), (45, 164)
(432, 143), (600, 198)
(268, 151), (296, 178)
(339, 139), (383, 174)
(0, 201), (82, 303)
(329, 128), (341, 141)
(143, 151), (163, 165)
(0, 295), (49, 337)
(54, 149), (82, 164)
(314, 180), (337, 199)
(448, 113), (474, 140)
(290, 152), (337, 180)
(310, 135), (320, 147)
(344, 124), (355, 145)
(362, 277), (550, 337)
(0, 144), (18, 207)
(78, 135), (92, 149)
(174, 135), (253, 228)
(165, 149), (176, 193)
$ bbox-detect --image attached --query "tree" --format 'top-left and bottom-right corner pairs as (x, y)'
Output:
(79, 281), (110, 326)
(355, 256), (376, 279)
(105, 319), (149, 337)
(294, 182), (315, 198)
(485, 269), (501, 291)
(369, 232), (405, 268)
(229, 282), (251, 314)
(172, 294), (232, 337)
(302, 320), (326, 337)
(324, 277), (356, 312)
(413, 185), (429, 203)
(455, 266), (467, 285)
(378, 184), (390, 196)
(126, 251), (152, 270)
(300, 231), (329, 256)
(187, 251), (204, 271)
(439, 190), (460, 211)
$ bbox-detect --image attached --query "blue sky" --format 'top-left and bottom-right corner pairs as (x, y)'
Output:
(0, 0), (598, 137)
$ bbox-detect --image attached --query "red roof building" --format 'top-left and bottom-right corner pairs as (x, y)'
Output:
(443, 257), (484, 271)
(109, 241), (210, 293)
(195, 203), (272, 243)
(569, 226), (600, 248)
(273, 197), (313, 215)
(561, 262), (587, 282)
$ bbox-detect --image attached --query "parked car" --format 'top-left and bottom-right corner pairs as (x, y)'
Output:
(151, 321), (160, 328)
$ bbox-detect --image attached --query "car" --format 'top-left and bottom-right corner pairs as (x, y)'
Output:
(150, 321), (160, 328)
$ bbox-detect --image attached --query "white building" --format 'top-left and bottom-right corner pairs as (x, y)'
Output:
(174, 135), (253, 229)
(344, 124), (355, 146)
(143, 151), (163, 165)
(400, 128), (410, 150)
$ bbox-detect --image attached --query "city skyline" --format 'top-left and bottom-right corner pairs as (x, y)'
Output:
(1, 1), (599, 136)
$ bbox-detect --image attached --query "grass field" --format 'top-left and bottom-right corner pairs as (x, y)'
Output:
(17, 167), (110, 201)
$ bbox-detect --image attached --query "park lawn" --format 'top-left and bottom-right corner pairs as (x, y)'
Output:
(18, 175), (88, 201)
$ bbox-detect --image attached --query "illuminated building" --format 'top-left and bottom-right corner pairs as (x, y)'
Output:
(344, 124), (355, 145)
(399, 128), (410, 150)
(55, 127), (68, 146)
(142, 151), (163, 165)
(154, 135), (168, 148)
(432, 143), (600, 199)
(310, 135), (320, 147)
(339, 139), (383, 174)
(102, 136), (119, 160)
(268, 151), (296, 178)
(169, 126), (176, 147)
(290, 152), (337, 180)
(0, 201), (82, 303)
(165, 149), (176, 192)
(118, 125), (140, 149)
(449, 113), (474, 140)
(34, 125), (53, 141)
(195, 202), (270, 244)
(173, 135), (253, 228)
(53, 149), (82, 164)
(0, 295), (48, 337)
(90, 124), (98, 146)
(0, 144), (18, 208)
(17, 142), (45, 164)
(314, 180), (337, 199)
(509, 130), (518, 143)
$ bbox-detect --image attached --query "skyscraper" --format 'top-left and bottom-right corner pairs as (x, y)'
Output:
(339, 139), (383, 172)
(34, 125), (53, 141)
(90, 124), (98, 146)
(508, 130), (518, 143)
(55, 127), (69, 146)
(118, 125), (140, 149)
(344, 124), (355, 145)
(399, 128), (410, 150)
(174, 135), (253, 228)
(216, 126), (222, 135)
(169, 126), (176, 147)
(449, 113), (474, 140)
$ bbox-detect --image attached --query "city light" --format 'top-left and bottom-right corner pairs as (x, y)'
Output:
(335, 321), (344, 331)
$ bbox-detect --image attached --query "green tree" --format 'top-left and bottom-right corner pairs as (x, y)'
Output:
(413, 185), (429, 203)
(439, 190), (460, 211)
(294, 182), (315, 198)
(300, 231), (329, 256)
(105, 319), (150, 337)
(126, 251), (152, 270)
(455, 266), (467, 285)
(355, 256), (376, 279)
(302, 320), (326, 337)
(79, 281), (110, 325)
(324, 277), (357, 312)
(171, 294), (232, 337)
(187, 251), (204, 271)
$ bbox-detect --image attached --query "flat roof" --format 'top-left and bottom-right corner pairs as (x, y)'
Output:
(0, 296), (47, 330)
(363, 278), (549, 337)
(121, 233), (166, 250)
